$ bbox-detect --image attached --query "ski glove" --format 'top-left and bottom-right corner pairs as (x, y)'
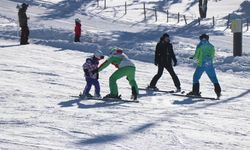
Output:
(92, 69), (98, 74)
(154, 61), (158, 66)
(173, 61), (177, 66)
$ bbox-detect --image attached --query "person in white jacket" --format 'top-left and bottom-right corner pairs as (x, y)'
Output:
(98, 48), (138, 100)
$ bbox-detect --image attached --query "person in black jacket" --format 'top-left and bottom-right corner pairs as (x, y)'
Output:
(18, 3), (29, 45)
(148, 33), (181, 91)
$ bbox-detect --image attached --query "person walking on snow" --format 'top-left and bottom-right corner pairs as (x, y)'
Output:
(148, 33), (181, 92)
(74, 18), (81, 42)
(187, 34), (221, 98)
(80, 50), (104, 98)
(18, 3), (29, 45)
(97, 48), (139, 100)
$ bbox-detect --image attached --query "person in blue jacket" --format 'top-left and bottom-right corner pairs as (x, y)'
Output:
(187, 34), (221, 98)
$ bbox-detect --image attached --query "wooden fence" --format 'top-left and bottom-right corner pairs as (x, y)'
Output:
(95, 0), (249, 31)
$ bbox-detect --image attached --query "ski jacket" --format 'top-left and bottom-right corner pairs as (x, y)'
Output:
(98, 52), (135, 72)
(82, 56), (99, 79)
(75, 22), (81, 37)
(18, 8), (28, 27)
(194, 40), (215, 67)
(155, 41), (177, 66)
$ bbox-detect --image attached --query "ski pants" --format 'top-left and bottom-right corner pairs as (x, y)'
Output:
(150, 64), (181, 89)
(193, 63), (219, 84)
(20, 26), (29, 44)
(83, 77), (100, 95)
(74, 35), (80, 42)
(109, 66), (138, 96)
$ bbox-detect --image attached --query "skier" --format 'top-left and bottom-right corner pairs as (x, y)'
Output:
(97, 48), (139, 100)
(18, 3), (29, 45)
(74, 18), (81, 42)
(80, 50), (104, 98)
(147, 33), (181, 92)
(187, 34), (221, 98)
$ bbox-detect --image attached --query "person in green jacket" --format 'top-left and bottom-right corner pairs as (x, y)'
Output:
(187, 34), (221, 98)
(98, 48), (138, 100)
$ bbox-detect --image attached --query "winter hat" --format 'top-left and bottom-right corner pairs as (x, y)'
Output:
(75, 18), (81, 23)
(160, 33), (170, 41)
(199, 34), (209, 40)
(94, 50), (104, 59)
(21, 3), (29, 9)
(110, 48), (123, 55)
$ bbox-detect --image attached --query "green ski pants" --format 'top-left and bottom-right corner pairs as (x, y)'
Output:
(109, 66), (138, 96)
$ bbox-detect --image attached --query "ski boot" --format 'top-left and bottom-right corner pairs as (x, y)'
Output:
(147, 85), (159, 91)
(187, 83), (200, 96)
(214, 83), (221, 100)
(103, 94), (121, 100)
(94, 93), (102, 99)
(186, 91), (201, 97)
(175, 87), (181, 93)
(79, 93), (93, 99)
(131, 87), (138, 100)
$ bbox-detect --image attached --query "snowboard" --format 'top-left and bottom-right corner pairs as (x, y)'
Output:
(172, 93), (219, 100)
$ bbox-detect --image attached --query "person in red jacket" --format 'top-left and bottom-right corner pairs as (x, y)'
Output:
(74, 18), (81, 42)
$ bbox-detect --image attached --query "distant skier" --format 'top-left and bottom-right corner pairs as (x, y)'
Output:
(97, 48), (139, 100)
(80, 50), (104, 98)
(74, 18), (81, 42)
(147, 33), (181, 92)
(187, 34), (221, 98)
(18, 3), (29, 45)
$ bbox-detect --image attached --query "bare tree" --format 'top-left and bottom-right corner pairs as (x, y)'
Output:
(199, 0), (208, 19)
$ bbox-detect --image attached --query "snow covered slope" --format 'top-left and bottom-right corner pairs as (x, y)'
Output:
(0, 0), (250, 149)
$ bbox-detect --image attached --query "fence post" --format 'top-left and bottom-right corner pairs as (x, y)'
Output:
(247, 18), (249, 31)
(104, 0), (106, 9)
(183, 15), (187, 24)
(198, 17), (200, 25)
(125, 2), (127, 14)
(212, 16), (215, 27)
(167, 10), (169, 23)
(155, 8), (157, 22)
(177, 12), (180, 23)
(143, 2), (146, 20)
(97, 0), (99, 7)
(227, 14), (231, 28)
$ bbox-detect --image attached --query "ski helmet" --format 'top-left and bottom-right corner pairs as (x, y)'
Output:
(94, 50), (104, 59)
(110, 48), (123, 55)
(75, 18), (81, 23)
(199, 34), (209, 40)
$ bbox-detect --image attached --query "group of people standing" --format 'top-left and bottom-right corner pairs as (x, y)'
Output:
(81, 33), (221, 100)
(16, 3), (221, 100)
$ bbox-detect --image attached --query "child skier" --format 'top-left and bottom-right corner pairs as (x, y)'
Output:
(187, 34), (221, 99)
(80, 50), (104, 98)
(74, 18), (81, 42)
(97, 48), (139, 100)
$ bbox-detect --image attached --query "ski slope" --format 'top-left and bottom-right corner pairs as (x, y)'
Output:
(0, 0), (250, 149)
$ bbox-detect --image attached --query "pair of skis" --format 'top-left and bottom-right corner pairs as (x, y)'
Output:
(73, 95), (139, 103)
(139, 88), (219, 100)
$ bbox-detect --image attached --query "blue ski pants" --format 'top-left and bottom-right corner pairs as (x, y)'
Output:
(193, 63), (219, 84)
(83, 77), (100, 95)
